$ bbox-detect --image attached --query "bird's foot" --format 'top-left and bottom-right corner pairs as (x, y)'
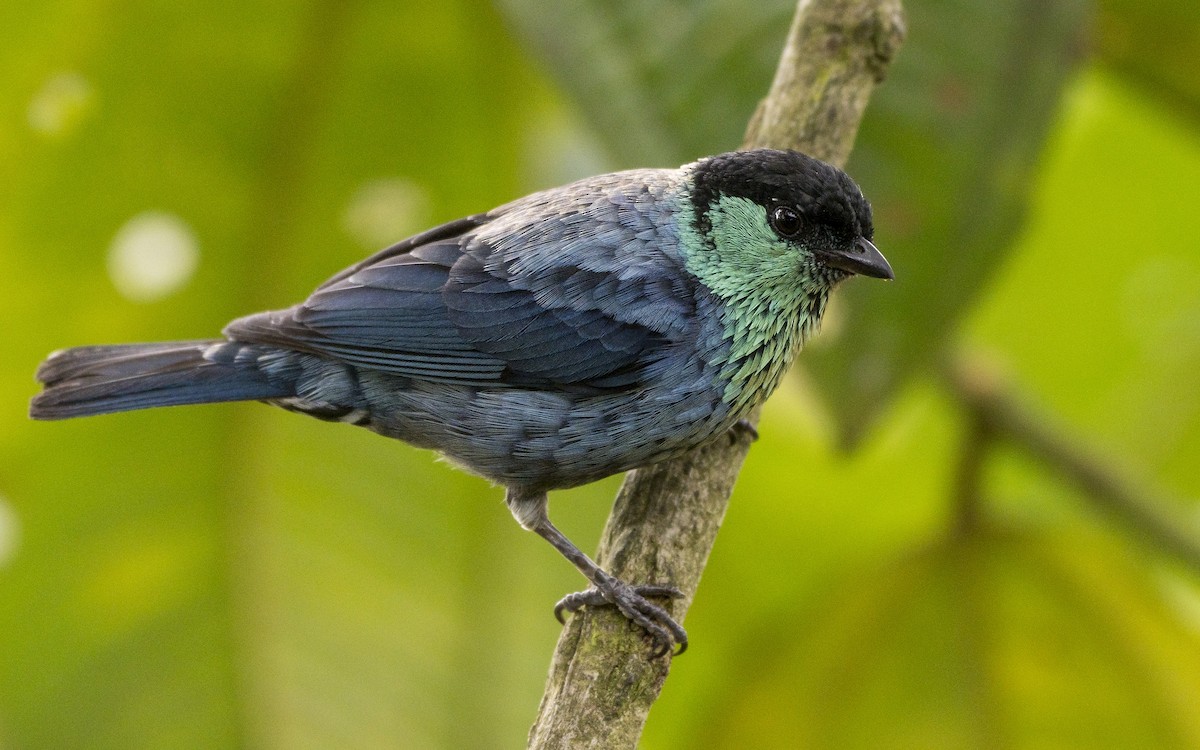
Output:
(554, 582), (687, 658)
(731, 418), (759, 442)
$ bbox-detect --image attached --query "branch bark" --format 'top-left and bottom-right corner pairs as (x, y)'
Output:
(527, 1), (905, 747)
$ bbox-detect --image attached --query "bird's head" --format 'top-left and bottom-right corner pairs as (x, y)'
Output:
(682, 149), (892, 298)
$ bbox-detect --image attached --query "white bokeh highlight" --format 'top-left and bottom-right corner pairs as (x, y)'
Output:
(28, 71), (94, 137)
(107, 212), (199, 303)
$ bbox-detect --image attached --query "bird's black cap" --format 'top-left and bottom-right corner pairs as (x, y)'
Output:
(689, 149), (874, 243)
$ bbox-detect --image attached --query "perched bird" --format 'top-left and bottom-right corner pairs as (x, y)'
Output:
(31, 148), (892, 657)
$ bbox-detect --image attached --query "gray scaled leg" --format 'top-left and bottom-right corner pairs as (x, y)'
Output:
(506, 488), (687, 658)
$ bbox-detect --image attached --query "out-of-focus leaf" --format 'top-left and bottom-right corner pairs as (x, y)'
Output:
(498, 0), (1090, 446)
(804, 0), (1091, 446)
(694, 526), (1200, 749)
(496, 0), (795, 167)
(965, 69), (1200, 489)
(1097, 0), (1200, 123)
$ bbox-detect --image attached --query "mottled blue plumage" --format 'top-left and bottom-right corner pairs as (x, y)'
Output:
(31, 149), (892, 656)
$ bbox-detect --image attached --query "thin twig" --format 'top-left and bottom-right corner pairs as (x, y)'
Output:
(951, 406), (992, 538)
(946, 354), (1200, 571)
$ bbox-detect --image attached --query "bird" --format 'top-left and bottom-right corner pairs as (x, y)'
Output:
(30, 148), (892, 658)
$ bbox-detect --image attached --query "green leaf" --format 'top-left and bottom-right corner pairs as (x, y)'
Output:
(496, 0), (795, 166)
(964, 68), (1200, 485)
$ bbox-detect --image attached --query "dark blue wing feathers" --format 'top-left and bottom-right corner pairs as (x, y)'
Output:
(443, 242), (669, 384)
(224, 180), (696, 389)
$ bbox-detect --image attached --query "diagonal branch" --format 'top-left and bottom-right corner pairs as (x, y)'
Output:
(527, 1), (905, 747)
(946, 353), (1200, 571)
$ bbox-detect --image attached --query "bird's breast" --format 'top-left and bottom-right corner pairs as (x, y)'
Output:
(713, 289), (826, 414)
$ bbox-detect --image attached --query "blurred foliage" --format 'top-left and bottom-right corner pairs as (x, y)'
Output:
(1097, 0), (1200, 124)
(504, 0), (1095, 446)
(813, 0), (1091, 445)
(1, 1), (1199, 749)
(497, 0), (792, 167)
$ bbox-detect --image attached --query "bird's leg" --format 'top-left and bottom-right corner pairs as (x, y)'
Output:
(505, 488), (688, 657)
(731, 417), (759, 442)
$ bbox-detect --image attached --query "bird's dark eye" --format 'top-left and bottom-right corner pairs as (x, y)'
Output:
(769, 205), (803, 238)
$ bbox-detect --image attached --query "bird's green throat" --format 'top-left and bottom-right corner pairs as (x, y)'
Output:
(678, 193), (832, 411)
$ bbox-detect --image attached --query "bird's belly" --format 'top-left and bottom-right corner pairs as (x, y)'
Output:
(358, 372), (734, 491)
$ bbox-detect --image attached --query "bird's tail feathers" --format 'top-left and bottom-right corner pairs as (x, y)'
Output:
(30, 340), (295, 420)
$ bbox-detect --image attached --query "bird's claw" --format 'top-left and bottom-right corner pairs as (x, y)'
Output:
(554, 582), (688, 658)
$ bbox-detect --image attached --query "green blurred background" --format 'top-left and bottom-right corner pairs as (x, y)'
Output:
(3, 1), (1200, 748)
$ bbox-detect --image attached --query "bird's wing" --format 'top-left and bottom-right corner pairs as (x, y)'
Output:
(226, 233), (511, 384)
(224, 174), (699, 389)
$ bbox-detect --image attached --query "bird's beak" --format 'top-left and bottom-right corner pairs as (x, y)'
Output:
(823, 237), (894, 280)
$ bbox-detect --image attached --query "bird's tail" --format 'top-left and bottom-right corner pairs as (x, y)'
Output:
(30, 340), (297, 420)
